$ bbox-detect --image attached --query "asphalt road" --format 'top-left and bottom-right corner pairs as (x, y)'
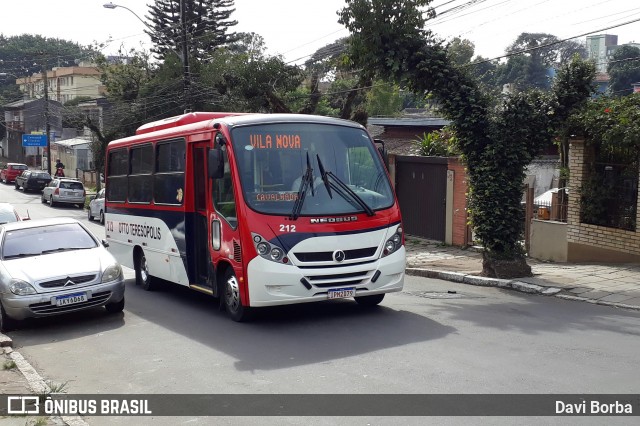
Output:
(2, 183), (640, 425)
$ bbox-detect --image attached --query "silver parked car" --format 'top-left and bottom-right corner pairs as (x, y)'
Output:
(88, 188), (106, 224)
(42, 178), (86, 208)
(0, 217), (125, 331)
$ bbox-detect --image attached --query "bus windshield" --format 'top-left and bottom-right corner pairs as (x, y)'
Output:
(231, 123), (394, 216)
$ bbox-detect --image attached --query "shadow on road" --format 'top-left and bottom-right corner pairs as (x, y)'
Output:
(9, 278), (456, 372)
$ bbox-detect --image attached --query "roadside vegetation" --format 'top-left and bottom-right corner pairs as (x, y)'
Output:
(1, 0), (638, 276)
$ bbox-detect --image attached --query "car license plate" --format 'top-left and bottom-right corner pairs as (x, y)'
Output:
(53, 292), (88, 306)
(327, 287), (356, 299)
(37, 180), (45, 184)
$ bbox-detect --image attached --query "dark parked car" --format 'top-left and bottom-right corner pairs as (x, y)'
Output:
(14, 170), (52, 192)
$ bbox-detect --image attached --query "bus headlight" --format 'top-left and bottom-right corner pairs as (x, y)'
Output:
(252, 233), (291, 265)
(257, 242), (270, 255)
(381, 226), (404, 257)
(270, 247), (283, 261)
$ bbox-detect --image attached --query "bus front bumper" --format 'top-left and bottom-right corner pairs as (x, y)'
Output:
(246, 247), (405, 307)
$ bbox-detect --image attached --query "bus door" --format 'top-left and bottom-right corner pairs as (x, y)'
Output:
(192, 142), (211, 289)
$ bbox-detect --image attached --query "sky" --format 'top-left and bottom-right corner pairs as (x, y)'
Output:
(1, 0), (639, 67)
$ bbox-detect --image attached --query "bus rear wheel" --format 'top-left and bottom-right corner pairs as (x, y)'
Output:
(135, 251), (157, 291)
(354, 293), (385, 306)
(223, 269), (251, 322)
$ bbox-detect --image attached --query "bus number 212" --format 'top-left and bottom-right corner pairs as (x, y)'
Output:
(280, 224), (296, 233)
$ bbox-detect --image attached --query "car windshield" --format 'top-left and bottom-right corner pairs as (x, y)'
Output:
(32, 172), (50, 179)
(1, 223), (97, 259)
(0, 209), (18, 224)
(231, 123), (394, 216)
(12, 165), (27, 171)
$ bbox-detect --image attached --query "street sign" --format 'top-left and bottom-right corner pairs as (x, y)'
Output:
(22, 134), (48, 147)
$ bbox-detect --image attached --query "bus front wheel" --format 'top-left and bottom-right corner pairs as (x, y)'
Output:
(135, 251), (156, 291)
(223, 269), (251, 322)
(354, 293), (385, 306)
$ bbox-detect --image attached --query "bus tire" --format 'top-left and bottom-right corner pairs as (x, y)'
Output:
(223, 269), (251, 322)
(135, 250), (157, 291)
(354, 293), (385, 306)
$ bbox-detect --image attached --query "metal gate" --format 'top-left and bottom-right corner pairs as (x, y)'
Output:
(395, 156), (448, 241)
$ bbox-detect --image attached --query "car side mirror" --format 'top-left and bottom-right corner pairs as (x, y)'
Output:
(208, 149), (224, 179)
(102, 239), (110, 248)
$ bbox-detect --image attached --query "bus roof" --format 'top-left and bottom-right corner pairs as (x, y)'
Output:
(135, 112), (364, 136)
(108, 113), (367, 150)
(135, 112), (250, 135)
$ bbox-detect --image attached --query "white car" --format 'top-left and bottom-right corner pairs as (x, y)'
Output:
(0, 217), (125, 331)
(42, 178), (86, 208)
(88, 188), (106, 224)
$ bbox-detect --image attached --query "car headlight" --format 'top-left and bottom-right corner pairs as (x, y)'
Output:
(381, 226), (404, 258)
(252, 233), (290, 265)
(102, 264), (123, 283)
(9, 279), (37, 295)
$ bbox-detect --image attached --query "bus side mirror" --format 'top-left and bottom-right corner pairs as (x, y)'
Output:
(208, 149), (224, 179)
(374, 139), (389, 170)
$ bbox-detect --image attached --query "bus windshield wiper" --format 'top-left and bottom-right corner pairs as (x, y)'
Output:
(316, 155), (375, 216)
(289, 152), (315, 220)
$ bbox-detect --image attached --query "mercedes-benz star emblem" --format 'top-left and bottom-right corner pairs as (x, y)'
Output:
(333, 250), (346, 262)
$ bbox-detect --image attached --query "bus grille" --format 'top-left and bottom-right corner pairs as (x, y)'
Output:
(294, 247), (377, 263)
(233, 240), (242, 263)
(305, 270), (373, 288)
(29, 291), (112, 315)
(39, 274), (98, 288)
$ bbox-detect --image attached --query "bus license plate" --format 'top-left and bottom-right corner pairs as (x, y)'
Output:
(327, 287), (356, 300)
(54, 293), (88, 306)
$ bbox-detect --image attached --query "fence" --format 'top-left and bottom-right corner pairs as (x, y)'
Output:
(533, 188), (568, 223)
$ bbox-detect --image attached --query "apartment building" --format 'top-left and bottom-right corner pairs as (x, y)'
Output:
(15, 63), (105, 104)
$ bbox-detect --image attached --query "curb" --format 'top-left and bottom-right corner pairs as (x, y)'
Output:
(0, 333), (89, 426)
(405, 267), (640, 312)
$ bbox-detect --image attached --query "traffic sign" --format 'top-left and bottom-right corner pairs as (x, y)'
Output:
(22, 134), (47, 147)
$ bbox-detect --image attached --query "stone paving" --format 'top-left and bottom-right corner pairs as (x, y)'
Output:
(405, 237), (640, 309)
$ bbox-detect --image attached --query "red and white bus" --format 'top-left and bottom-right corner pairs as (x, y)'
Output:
(104, 112), (405, 321)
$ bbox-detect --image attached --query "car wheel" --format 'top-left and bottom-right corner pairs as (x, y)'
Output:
(14, 182), (19, 190)
(223, 269), (252, 322)
(135, 251), (157, 291)
(41, 193), (47, 203)
(354, 293), (385, 307)
(105, 297), (125, 313)
(88, 208), (94, 221)
(49, 196), (56, 207)
(99, 210), (105, 225)
(0, 302), (17, 333)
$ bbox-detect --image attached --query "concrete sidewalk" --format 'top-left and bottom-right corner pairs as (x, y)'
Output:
(405, 237), (640, 310)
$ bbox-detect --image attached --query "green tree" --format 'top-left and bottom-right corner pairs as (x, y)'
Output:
(447, 37), (474, 67)
(146, 0), (240, 61)
(607, 45), (640, 96)
(366, 81), (403, 116)
(496, 33), (587, 92)
(339, 0), (594, 277)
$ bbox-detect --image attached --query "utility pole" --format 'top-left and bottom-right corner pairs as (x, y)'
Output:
(42, 64), (51, 175)
(179, 0), (191, 113)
